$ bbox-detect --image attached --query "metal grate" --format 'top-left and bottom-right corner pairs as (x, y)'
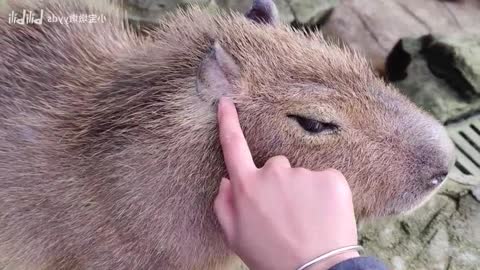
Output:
(447, 114), (480, 177)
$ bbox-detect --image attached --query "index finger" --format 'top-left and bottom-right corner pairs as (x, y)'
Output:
(217, 97), (257, 179)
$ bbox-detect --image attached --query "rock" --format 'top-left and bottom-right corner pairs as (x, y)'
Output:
(121, 0), (337, 26)
(213, 0), (249, 11)
(385, 34), (480, 123)
(322, 0), (480, 73)
(359, 177), (480, 270)
(473, 186), (480, 202)
(121, 0), (295, 24)
(273, 0), (295, 24)
(289, 0), (337, 25)
(214, 0), (295, 23)
(122, 0), (212, 25)
(214, 0), (338, 25)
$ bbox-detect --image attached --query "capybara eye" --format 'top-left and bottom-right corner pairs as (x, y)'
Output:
(288, 115), (339, 134)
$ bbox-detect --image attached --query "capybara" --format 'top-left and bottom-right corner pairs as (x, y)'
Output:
(0, 0), (455, 269)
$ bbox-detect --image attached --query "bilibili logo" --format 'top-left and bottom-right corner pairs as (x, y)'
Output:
(8, 9), (44, 25)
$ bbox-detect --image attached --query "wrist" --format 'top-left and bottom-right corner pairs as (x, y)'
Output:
(298, 250), (360, 270)
(309, 251), (360, 270)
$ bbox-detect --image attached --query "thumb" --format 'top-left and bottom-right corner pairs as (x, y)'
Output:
(214, 177), (235, 243)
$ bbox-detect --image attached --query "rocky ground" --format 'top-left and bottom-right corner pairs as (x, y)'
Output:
(119, 1), (480, 269)
(359, 158), (480, 270)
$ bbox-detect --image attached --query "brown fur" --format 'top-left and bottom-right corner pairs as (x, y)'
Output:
(0, 1), (454, 269)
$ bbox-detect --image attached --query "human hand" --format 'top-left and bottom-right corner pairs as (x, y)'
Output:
(214, 98), (359, 270)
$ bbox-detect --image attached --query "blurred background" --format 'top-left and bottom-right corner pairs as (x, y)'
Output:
(1, 0), (480, 269)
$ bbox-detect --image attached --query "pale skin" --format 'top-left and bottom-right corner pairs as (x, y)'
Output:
(214, 97), (360, 270)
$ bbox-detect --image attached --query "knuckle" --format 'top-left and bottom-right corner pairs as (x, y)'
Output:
(322, 168), (346, 181)
(264, 155), (290, 168)
(237, 184), (255, 202)
(293, 167), (311, 175)
(272, 155), (289, 163)
(233, 170), (261, 199)
(235, 180), (249, 195)
(263, 166), (284, 178)
(289, 167), (312, 180)
(319, 170), (352, 198)
(222, 132), (243, 145)
(213, 198), (222, 213)
(334, 180), (352, 198)
(213, 200), (226, 218)
(234, 175), (254, 196)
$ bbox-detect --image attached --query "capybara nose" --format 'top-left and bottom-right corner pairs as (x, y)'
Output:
(439, 125), (456, 173)
(423, 121), (456, 188)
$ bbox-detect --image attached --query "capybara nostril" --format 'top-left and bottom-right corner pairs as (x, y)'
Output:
(427, 172), (448, 188)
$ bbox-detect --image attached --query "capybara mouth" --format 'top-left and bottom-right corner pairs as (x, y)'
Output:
(385, 174), (448, 217)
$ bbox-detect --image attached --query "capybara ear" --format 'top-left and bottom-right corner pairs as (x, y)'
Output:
(245, 0), (279, 25)
(196, 41), (241, 102)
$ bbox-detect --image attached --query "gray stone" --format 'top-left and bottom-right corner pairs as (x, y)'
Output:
(121, 0), (335, 26)
(322, 0), (480, 73)
(359, 178), (480, 270)
(274, 0), (295, 24)
(214, 0), (295, 23)
(123, 0), (212, 24)
(289, 0), (337, 25)
(473, 186), (480, 202)
(385, 34), (480, 123)
(212, 0), (248, 11)
(187, 0), (336, 25)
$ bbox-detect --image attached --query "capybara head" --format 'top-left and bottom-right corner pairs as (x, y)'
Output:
(194, 0), (456, 218)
